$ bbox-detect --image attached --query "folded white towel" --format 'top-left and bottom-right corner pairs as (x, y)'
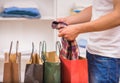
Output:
(3, 1), (39, 9)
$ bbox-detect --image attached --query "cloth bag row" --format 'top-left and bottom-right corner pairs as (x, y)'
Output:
(3, 41), (88, 83)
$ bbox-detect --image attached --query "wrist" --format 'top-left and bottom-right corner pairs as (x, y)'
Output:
(75, 23), (86, 34)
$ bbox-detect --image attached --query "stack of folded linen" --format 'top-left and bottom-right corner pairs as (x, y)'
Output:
(0, 1), (41, 19)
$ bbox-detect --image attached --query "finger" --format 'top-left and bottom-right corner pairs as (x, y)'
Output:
(58, 28), (64, 32)
(58, 32), (65, 37)
(57, 24), (66, 29)
(63, 35), (71, 41)
(64, 35), (75, 41)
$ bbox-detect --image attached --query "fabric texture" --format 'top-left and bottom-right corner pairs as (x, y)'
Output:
(3, 53), (21, 83)
(87, 0), (120, 58)
(86, 51), (120, 83)
(24, 64), (43, 83)
(1, 7), (41, 18)
(24, 53), (43, 83)
(60, 38), (79, 60)
(44, 62), (61, 83)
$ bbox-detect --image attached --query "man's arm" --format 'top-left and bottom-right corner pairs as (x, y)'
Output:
(76, 0), (120, 33)
(59, 0), (120, 40)
(66, 6), (92, 24)
(57, 6), (92, 25)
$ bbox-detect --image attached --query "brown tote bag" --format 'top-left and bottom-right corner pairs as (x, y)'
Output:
(3, 41), (21, 83)
(24, 42), (43, 83)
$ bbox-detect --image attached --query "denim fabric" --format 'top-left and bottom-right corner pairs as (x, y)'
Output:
(86, 51), (120, 83)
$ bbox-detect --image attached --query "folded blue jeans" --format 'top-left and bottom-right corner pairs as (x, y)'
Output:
(86, 51), (120, 83)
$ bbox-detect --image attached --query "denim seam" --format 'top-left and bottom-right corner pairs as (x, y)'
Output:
(116, 60), (119, 83)
(107, 60), (110, 82)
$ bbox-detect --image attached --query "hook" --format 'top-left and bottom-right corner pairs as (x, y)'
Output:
(56, 41), (61, 54)
(16, 41), (19, 55)
(39, 41), (42, 57)
(9, 41), (13, 56)
(31, 42), (34, 56)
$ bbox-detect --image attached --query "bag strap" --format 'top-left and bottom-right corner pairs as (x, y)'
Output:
(16, 41), (19, 56)
(39, 41), (42, 58)
(16, 41), (20, 63)
(39, 41), (43, 62)
(30, 42), (34, 63)
(8, 41), (20, 62)
(56, 41), (61, 56)
(41, 41), (47, 62)
(8, 41), (13, 61)
(9, 41), (13, 56)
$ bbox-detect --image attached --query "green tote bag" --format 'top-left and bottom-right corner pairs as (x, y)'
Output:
(42, 41), (61, 83)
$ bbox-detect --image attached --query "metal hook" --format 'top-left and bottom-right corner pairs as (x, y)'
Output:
(16, 41), (19, 55)
(42, 41), (46, 53)
(31, 42), (34, 56)
(41, 41), (47, 62)
(56, 41), (61, 56)
(39, 41), (42, 57)
(30, 42), (34, 61)
(9, 41), (13, 56)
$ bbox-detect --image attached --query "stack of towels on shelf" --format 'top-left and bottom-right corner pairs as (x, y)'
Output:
(0, 1), (41, 19)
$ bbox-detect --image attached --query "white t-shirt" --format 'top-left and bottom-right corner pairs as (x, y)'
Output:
(87, 0), (120, 58)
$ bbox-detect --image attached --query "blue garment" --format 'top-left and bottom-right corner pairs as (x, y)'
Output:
(86, 51), (120, 83)
(77, 39), (87, 48)
(0, 7), (41, 18)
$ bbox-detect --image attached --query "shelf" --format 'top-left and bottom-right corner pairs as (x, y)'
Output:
(0, 0), (57, 21)
(0, 16), (56, 21)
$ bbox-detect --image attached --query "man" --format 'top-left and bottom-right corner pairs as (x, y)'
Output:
(57, 0), (120, 83)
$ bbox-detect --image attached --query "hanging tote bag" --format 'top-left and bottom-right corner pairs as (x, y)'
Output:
(24, 42), (43, 83)
(3, 41), (21, 83)
(60, 38), (88, 83)
(42, 41), (61, 83)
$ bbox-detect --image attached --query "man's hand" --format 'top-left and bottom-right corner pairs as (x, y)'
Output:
(58, 24), (79, 41)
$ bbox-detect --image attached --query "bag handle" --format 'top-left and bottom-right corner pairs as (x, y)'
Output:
(16, 41), (20, 63)
(32, 42), (34, 56)
(56, 41), (61, 56)
(8, 41), (20, 62)
(9, 41), (13, 56)
(39, 41), (43, 62)
(8, 41), (13, 62)
(16, 41), (19, 56)
(41, 41), (47, 62)
(39, 41), (42, 57)
(30, 42), (34, 63)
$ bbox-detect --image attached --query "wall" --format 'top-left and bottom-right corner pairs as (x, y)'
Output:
(56, 0), (93, 57)
(0, 0), (93, 82)
(57, 0), (93, 17)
